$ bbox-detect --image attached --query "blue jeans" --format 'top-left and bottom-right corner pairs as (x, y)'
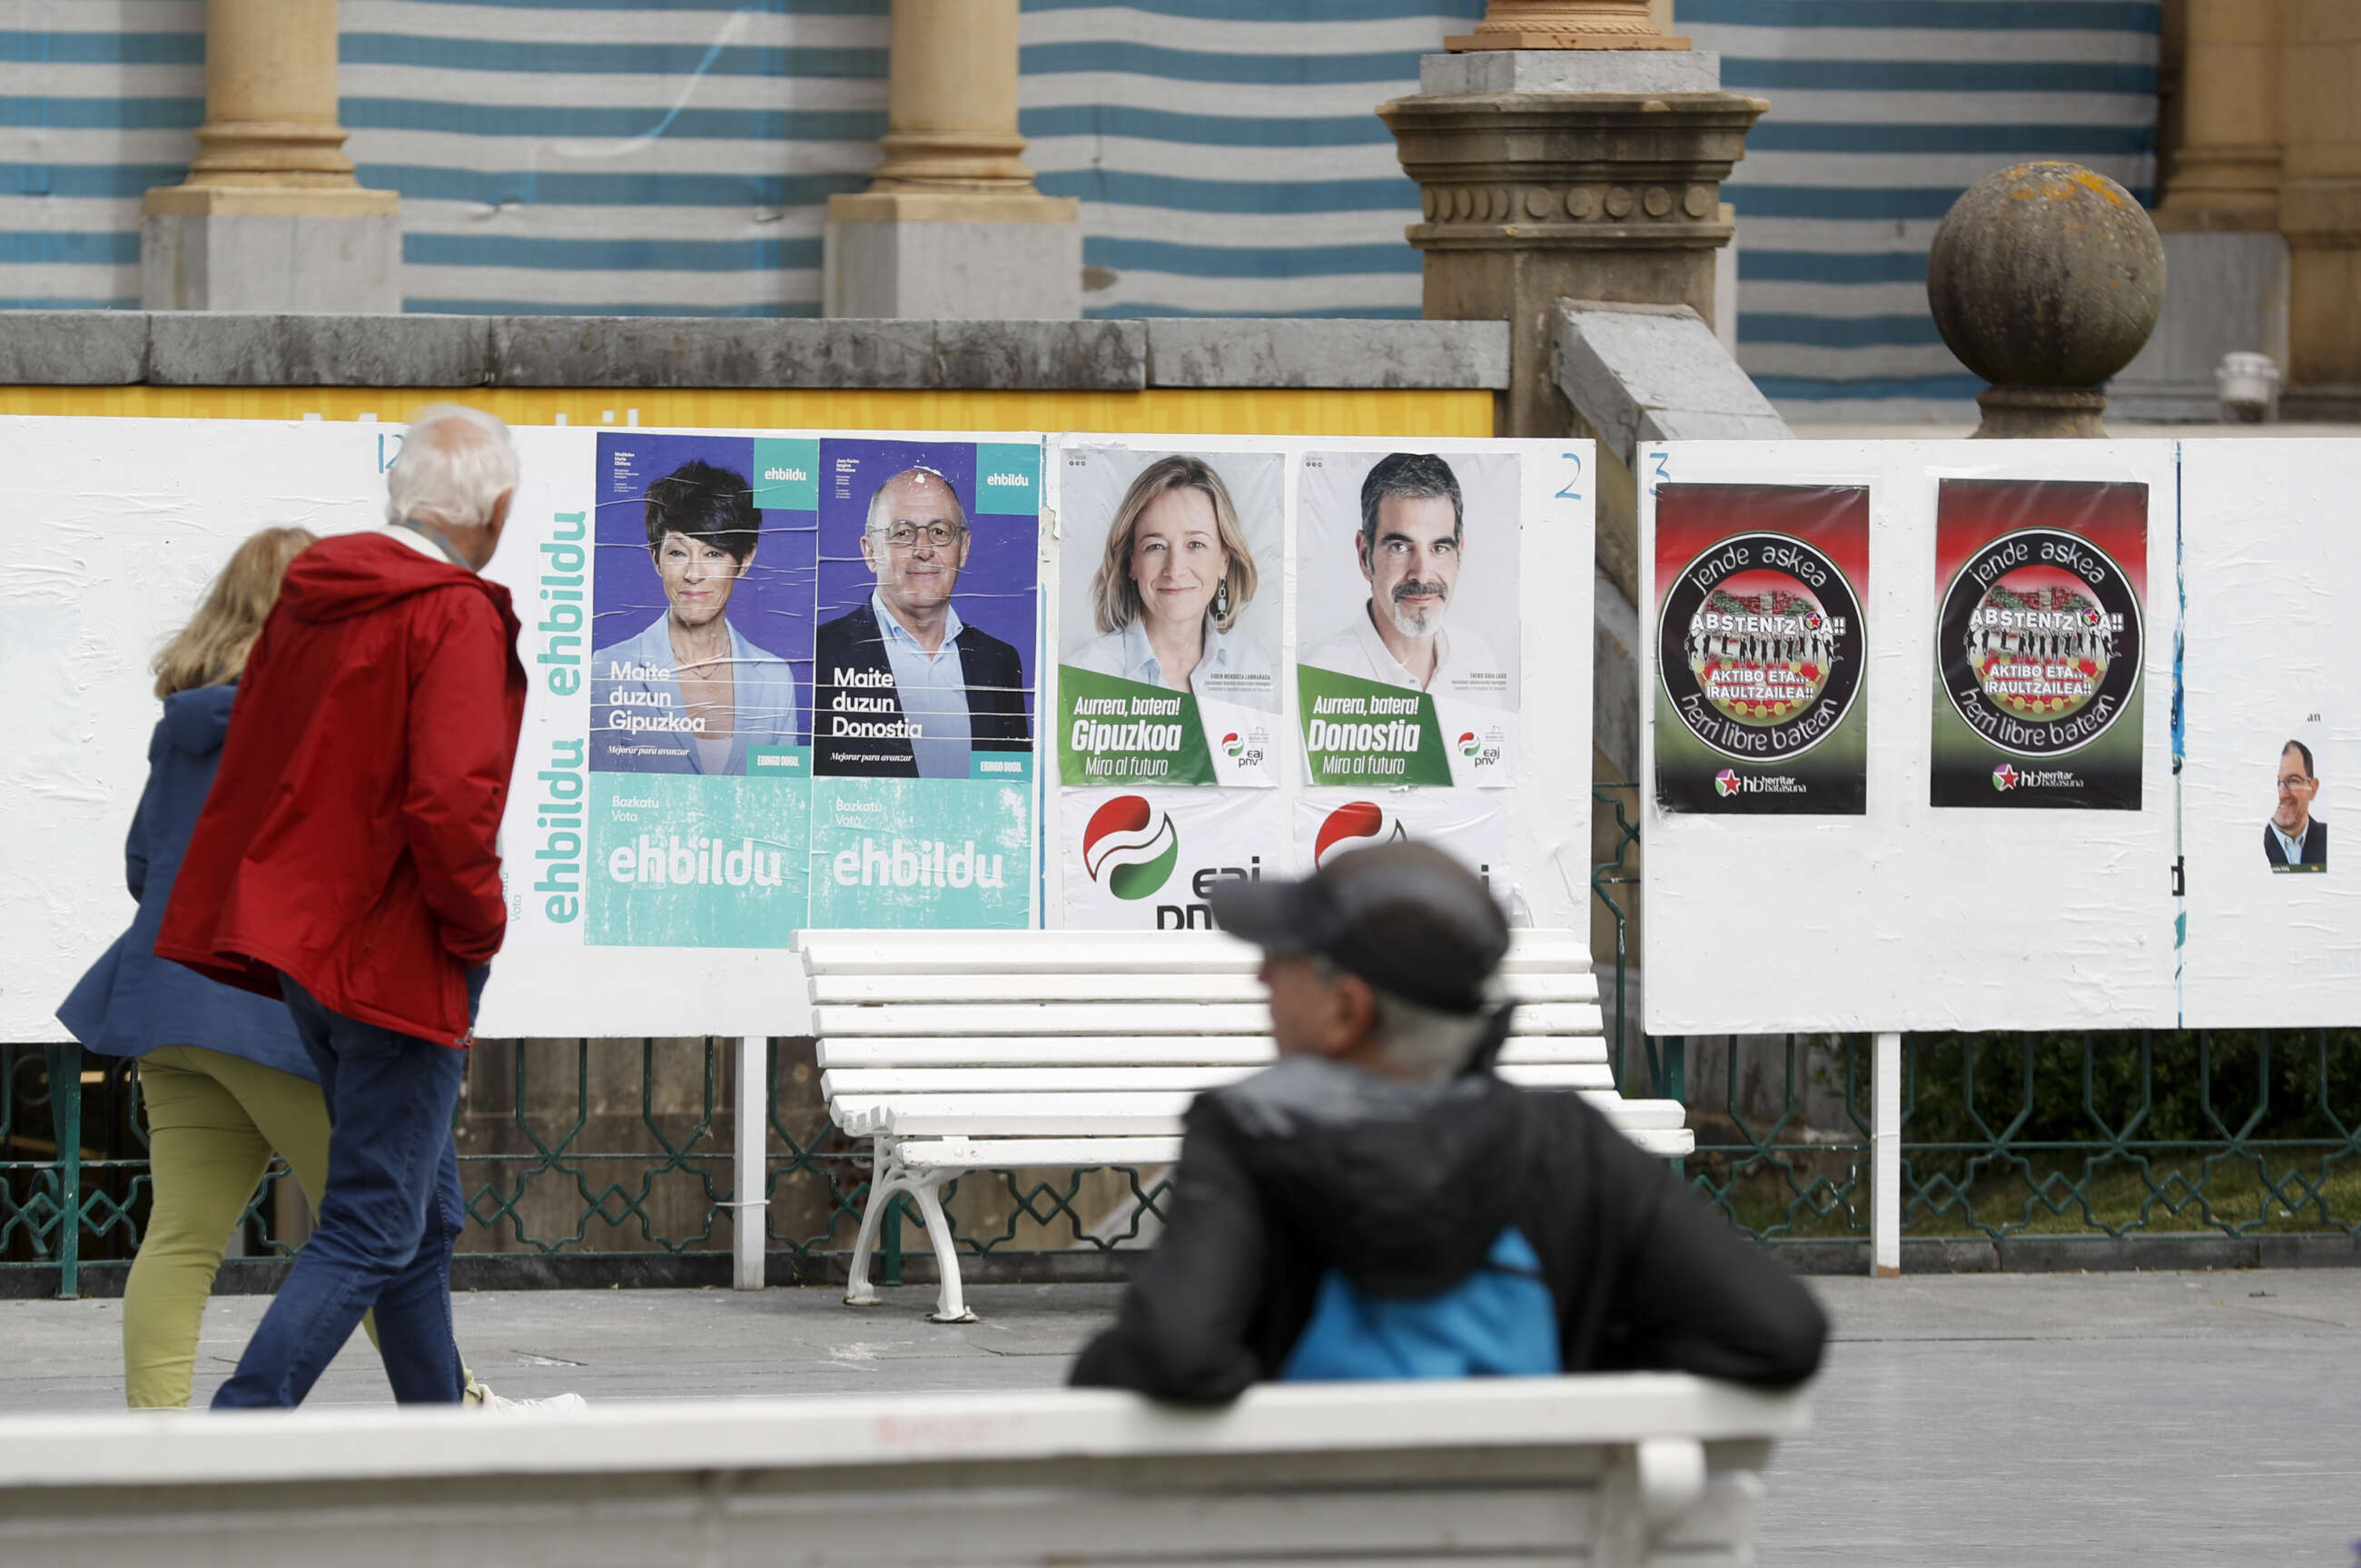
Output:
(210, 976), (474, 1408)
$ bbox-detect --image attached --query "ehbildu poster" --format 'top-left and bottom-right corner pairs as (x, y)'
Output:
(1931, 478), (2147, 811)
(1295, 449), (1519, 788)
(1055, 445), (1283, 788)
(587, 431), (815, 947)
(1654, 484), (1869, 814)
(1062, 787), (1286, 930)
(585, 431), (1042, 942)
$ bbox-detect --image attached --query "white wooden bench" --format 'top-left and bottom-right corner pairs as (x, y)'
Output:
(800, 928), (1692, 1323)
(0, 1377), (1806, 1568)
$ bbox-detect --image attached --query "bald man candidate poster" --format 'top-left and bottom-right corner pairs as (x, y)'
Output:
(810, 437), (1041, 928)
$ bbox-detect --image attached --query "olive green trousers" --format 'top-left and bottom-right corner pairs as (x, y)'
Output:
(127, 1046), (481, 1408)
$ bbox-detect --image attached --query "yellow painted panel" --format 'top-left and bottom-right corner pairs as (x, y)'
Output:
(0, 385), (1494, 438)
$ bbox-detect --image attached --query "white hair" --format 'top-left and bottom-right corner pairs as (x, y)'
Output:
(386, 403), (519, 531)
(1315, 956), (1493, 1082)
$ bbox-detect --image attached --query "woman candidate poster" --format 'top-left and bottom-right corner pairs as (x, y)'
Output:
(1653, 483), (1870, 814)
(585, 431), (815, 948)
(1294, 449), (1519, 789)
(1930, 478), (2147, 811)
(1053, 443), (1284, 789)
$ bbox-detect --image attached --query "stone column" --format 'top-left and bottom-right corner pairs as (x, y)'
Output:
(825, 0), (1082, 319)
(1447, 0), (1690, 51)
(2155, 0), (2283, 229)
(141, 0), (400, 312)
(2277, 0), (2361, 405)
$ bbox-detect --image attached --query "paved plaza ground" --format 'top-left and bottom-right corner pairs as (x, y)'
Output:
(4, 1268), (2356, 1566)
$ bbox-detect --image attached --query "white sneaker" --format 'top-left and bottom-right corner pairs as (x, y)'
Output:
(469, 1384), (589, 1415)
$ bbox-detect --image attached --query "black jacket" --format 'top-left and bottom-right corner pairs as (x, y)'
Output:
(1072, 1056), (1828, 1401)
(2263, 818), (2326, 870)
(812, 598), (1031, 776)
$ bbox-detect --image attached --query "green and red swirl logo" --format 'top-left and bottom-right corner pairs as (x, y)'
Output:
(1082, 794), (1180, 900)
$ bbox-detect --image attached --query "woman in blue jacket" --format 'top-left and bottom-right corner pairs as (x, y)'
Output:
(58, 528), (570, 1413)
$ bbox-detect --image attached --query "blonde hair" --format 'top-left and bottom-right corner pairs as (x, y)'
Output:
(151, 527), (317, 698)
(1090, 455), (1258, 636)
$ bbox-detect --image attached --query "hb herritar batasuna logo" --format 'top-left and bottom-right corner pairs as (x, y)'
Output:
(1082, 794), (1180, 900)
(1660, 531), (1864, 765)
(1938, 528), (2141, 757)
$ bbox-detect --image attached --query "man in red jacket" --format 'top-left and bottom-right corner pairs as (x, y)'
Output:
(159, 403), (528, 1408)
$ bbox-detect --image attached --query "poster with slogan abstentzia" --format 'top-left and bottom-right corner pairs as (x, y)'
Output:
(1654, 483), (1870, 814)
(1052, 441), (1285, 788)
(1292, 789), (1516, 913)
(1061, 787), (1286, 931)
(1295, 448), (1519, 789)
(805, 434), (1042, 928)
(1930, 478), (2148, 811)
(582, 430), (815, 948)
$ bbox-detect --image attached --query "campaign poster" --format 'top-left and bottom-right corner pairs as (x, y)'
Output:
(807, 435), (1041, 928)
(1293, 789), (1513, 908)
(1654, 484), (1869, 814)
(1930, 478), (2147, 810)
(1295, 449), (1519, 789)
(1054, 444), (1283, 787)
(1062, 788), (1286, 930)
(2261, 719), (2331, 875)
(584, 431), (815, 947)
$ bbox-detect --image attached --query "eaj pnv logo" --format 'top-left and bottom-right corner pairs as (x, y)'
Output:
(1659, 530), (1865, 765)
(1937, 527), (2141, 759)
(1312, 799), (1408, 868)
(1082, 794), (1180, 900)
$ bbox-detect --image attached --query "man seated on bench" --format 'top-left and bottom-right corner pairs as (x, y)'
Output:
(1072, 843), (1827, 1401)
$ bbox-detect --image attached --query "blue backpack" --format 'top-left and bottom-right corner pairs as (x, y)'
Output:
(1277, 1226), (1561, 1381)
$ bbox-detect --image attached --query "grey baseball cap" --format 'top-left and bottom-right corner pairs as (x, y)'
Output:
(1207, 841), (1509, 1015)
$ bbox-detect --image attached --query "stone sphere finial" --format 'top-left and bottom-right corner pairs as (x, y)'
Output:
(1926, 162), (2166, 438)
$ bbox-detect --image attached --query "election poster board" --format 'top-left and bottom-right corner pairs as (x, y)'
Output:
(1052, 443), (1284, 789)
(1295, 449), (1520, 790)
(2179, 440), (2358, 1028)
(1929, 478), (2148, 811)
(1654, 484), (1870, 814)
(1640, 440), (2178, 1035)
(1062, 787), (1287, 931)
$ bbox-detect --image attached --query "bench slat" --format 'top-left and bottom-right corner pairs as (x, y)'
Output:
(815, 1037), (1612, 1069)
(796, 929), (1593, 976)
(890, 1123), (1695, 1166)
(821, 1063), (1617, 1097)
(809, 971), (1600, 1006)
(814, 1001), (1603, 1037)
(835, 1090), (1681, 1139)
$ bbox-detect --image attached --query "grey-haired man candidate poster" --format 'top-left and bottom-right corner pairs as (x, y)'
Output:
(1055, 444), (1283, 788)
(1296, 449), (1519, 788)
(584, 432), (815, 948)
(808, 436), (1041, 928)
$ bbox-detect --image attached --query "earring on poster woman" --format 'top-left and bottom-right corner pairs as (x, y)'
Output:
(1214, 580), (1230, 623)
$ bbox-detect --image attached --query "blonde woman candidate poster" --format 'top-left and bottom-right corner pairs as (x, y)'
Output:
(1295, 449), (1519, 788)
(1055, 446), (1283, 788)
(586, 432), (815, 947)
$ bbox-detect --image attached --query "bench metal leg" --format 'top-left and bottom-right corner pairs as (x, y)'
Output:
(844, 1138), (897, 1307)
(904, 1172), (976, 1324)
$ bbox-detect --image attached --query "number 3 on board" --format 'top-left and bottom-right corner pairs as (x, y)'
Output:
(1650, 451), (1671, 497)
(1556, 451), (1584, 501)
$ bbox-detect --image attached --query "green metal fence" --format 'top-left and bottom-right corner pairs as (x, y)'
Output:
(5, 784), (2355, 1298)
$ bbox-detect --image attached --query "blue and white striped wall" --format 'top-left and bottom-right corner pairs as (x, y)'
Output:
(1, 0), (2157, 420)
